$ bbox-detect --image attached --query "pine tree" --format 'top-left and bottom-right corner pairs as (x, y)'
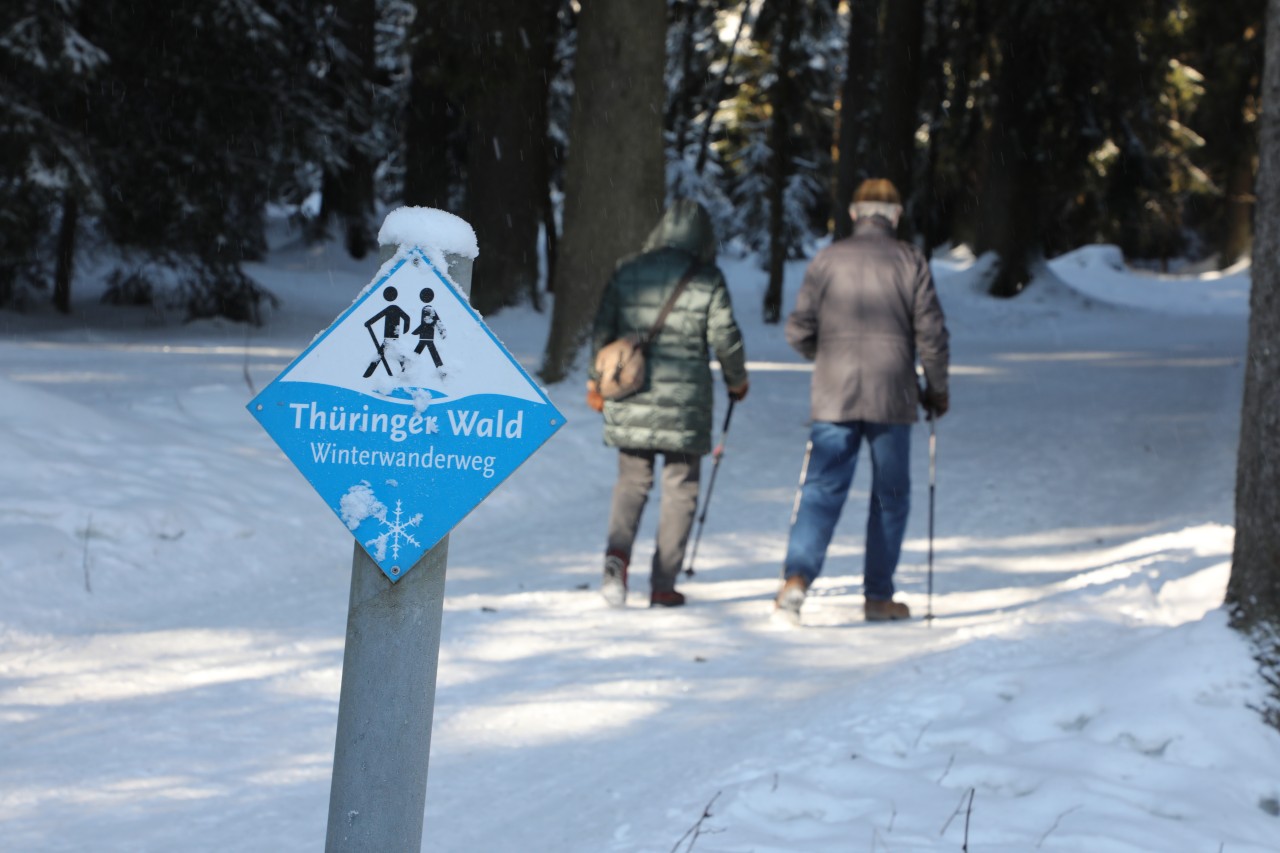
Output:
(457, 0), (559, 316)
(833, 0), (879, 239)
(402, 0), (466, 213)
(542, 0), (578, 292)
(722, 0), (840, 321)
(874, 0), (925, 218)
(1181, 0), (1265, 267)
(0, 0), (104, 310)
(664, 0), (737, 242)
(73, 0), (355, 322)
(318, 0), (380, 261)
(955, 0), (1182, 295)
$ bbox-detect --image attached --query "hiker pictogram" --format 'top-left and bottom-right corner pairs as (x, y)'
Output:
(413, 287), (447, 368)
(363, 286), (411, 378)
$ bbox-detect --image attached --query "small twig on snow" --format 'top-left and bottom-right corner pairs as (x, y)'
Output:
(962, 788), (975, 851)
(242, 324), (257, 395)
(940, 787), (975, 838)
(82, 512), (93, 593)
(670, 791), (721, 853)
(937, 753), (955, 784)
(1035, 804), (1081, 848)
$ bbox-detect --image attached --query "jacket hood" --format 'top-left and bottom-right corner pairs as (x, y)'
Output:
(642, 199), (717, 263)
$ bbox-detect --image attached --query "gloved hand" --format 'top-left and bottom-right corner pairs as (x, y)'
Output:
(728, 380), (749, 402)
(586, 380), (604, 413)
(919, 385), (949, 420)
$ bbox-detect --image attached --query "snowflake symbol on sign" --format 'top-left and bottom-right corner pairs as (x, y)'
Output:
(365, 499), (423, 562)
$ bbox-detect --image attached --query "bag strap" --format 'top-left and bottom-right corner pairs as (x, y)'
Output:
(641, 262), (699, 347)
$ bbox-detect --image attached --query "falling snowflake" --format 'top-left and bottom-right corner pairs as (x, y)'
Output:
(364, 499), (423, 562)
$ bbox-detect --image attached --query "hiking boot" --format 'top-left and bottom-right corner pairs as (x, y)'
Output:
(601, 554), (628, 608)
(649, 590), (686, 608)
(774, 575), (810, 624)
(864, 598), (910, 622)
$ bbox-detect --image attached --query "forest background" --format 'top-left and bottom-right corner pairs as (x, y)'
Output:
(3, 0), (1279, 681)
(1, 1), (1263, 352)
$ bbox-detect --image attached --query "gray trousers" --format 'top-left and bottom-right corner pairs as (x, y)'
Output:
(606, 449), (702, 592)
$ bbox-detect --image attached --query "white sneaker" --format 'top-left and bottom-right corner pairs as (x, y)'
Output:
(601, 555), (628, 608)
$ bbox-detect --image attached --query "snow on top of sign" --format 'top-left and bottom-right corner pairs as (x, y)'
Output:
(378, 206), (478, 259)
(363, 207), (478, 301)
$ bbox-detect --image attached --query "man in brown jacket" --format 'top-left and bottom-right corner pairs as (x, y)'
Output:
(775, 178), (949, 624)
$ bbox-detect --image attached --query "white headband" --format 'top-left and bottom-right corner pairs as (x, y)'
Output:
(850, 201), (902, 222)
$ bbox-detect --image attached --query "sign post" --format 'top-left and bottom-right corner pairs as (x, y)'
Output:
(247, 210), (564, 851)
(321, 248), (470, 853)
(326, 525), (449, 852)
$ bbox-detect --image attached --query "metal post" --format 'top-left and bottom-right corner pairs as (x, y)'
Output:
(925, 414), (937, 624)
(324, 248), (473, 853)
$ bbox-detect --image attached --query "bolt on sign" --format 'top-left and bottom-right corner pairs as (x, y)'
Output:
(249, 246), (566, 581)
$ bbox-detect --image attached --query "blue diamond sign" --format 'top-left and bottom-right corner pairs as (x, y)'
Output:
(248, 246), (565, 581)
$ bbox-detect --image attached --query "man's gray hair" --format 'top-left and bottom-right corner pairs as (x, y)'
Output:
(850, 201), (902, 224)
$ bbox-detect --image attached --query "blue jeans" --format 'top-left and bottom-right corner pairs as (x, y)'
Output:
(784, 421), (912, 601)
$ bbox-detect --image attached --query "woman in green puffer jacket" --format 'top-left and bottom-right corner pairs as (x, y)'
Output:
(586, 199), (749, 609)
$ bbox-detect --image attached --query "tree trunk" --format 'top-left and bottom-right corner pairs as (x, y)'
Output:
(1198, 2), (1265, 269)
(834, 0), (880, 239)
(917, 0), (952, 256)
(402, 81), (457, 211)
(53, 192), (79, 315)
(320, 0), (377, 260)
(462, 0), (556, 316)
(1221, 139), (1258, 268)
(404, 7), (460, 212)
(1227, 0), (1280, 632)
(877, 0), (926, 227)
(539, 0), (666, 384)
(542, 190), (558, 299)
(944, 0), (988, 250)
(975, 8), (1038, 297)
(762, 0), (801, 325)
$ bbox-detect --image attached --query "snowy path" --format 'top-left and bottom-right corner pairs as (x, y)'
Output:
(1, 248), (1275, 853)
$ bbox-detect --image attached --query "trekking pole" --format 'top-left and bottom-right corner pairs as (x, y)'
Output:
(925, 412), (937, 623)
(684, 397), (736, 576)
(775, 437), (814, 588)
(365, 325), (393, 377)
(788, 439), (813, 531)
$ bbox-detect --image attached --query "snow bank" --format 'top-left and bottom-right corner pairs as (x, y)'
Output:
(1048, 244), (1250, 316)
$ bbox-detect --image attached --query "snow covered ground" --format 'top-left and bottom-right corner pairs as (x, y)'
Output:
(1, 226), (1277, 853)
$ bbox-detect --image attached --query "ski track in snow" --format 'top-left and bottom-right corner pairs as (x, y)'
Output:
(0, 238), (1277, 852)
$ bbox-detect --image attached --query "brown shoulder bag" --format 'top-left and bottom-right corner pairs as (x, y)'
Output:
(594, 264), (697, 401)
